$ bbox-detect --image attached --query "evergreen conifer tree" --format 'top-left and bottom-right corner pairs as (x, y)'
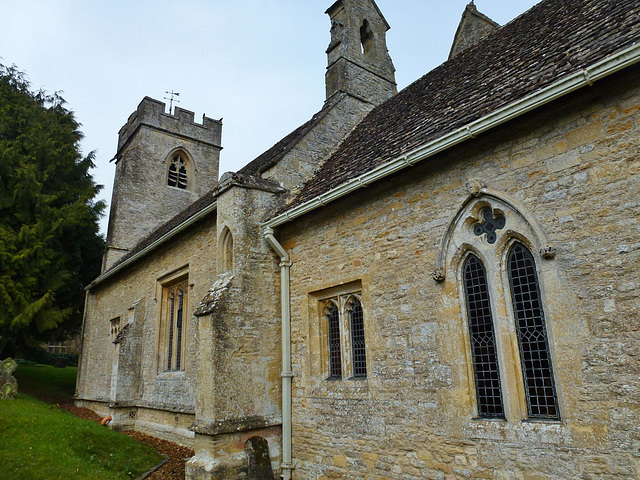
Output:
(0, 64), (105, 354)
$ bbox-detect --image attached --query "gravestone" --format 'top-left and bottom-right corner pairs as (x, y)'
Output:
(245, 436), (274, 480)
(0, 358), (18, 399)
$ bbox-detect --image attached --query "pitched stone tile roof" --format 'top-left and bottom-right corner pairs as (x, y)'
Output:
(287, 0), (640, 210)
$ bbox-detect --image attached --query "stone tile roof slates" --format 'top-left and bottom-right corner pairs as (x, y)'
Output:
(288, 0), (640, 209)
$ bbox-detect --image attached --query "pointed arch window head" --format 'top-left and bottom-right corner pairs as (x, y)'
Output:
(442, 189), (560, 422)
(168, 153), (188, 189)
(463, 254), (505, 419)
(508, 242), (559, 420)
(319, 289), (367, 381)
(360, 19), (374, 56)
(221, 228), (234, 271)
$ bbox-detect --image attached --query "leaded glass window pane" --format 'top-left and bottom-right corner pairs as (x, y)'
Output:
(350, 298), (367, 377)
(176, 290), (184, 370)
(167, 293), (175, 371)
(463, 254), (505, 419)
(163, 278), (188, 372)
(327, 304), (342, 379)
(508, 243), (560, 420)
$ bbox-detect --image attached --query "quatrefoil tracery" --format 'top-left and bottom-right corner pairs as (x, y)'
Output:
(472, 208), (506, 244)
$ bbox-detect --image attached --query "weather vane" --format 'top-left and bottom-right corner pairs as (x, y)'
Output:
(164, 90), (181, 114)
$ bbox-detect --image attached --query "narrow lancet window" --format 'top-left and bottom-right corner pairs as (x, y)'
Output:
(508, 243), (559, 420)
(175, 289), (184, 370)
(349, 298), (367, 377)
(167, 292), (175, 370)
(327, 303), (342, 379)
(221, 228), (233, 271)
(463, 254), (505, 418)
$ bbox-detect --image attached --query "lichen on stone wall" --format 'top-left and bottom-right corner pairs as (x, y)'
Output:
(195, 273), (234, 317)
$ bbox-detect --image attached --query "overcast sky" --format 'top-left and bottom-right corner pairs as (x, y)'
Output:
(2, 0), (539, 234)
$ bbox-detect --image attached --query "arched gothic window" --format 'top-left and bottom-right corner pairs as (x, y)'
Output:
(463, 254), (504, 418)
(168, 153), (188, 189)
(508, 242), (559, 419)
(439, 188), (561, 422)
(221, 228), (234, 271)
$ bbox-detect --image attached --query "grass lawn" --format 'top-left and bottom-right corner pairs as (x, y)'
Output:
(0, 365), (164, 480)
(14, 364), (77, 404)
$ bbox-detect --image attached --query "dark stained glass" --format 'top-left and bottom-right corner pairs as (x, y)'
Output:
(463, 254), (505, 418)
(508, 243), (560, 420)
(350, 298), (367, 377)
(327, 304), (342, 379)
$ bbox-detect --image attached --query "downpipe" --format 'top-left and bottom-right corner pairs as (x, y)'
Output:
(263, 227), (293, 480)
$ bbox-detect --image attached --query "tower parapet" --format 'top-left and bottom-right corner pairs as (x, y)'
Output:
(116, 97), (222, 158)
(103, 97), (222, 271)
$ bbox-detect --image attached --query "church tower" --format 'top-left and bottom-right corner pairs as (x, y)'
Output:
(325, 0), (397, 105)
(103, 97), (222, 270)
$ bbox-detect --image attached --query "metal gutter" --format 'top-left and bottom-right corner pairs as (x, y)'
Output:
(262, 41), (640, 230)
(87, 200), (218, 289)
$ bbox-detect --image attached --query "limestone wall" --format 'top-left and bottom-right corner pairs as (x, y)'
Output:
(104, 97), (221, 270)
(278, 68), (640, 479)
(187, 185), (285, 478)
(262, 95), (374, 198)
(77, 214), (218, 446)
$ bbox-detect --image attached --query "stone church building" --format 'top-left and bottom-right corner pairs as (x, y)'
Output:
(76, 0), (640, 478)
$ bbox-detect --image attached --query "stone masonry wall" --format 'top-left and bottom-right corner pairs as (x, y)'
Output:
(77, 214), (218, 447)
(278, 67), (640, 479)
(262, 94), (375, 200)
(325, 0), (396, 103)
(187, 185), (285, 478)
(104, 97), (221, 270)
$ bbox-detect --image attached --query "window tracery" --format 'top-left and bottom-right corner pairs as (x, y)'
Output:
(320, 291), (367, 380)
(160, 275), (188, 372)
(440, 185), (560, 422)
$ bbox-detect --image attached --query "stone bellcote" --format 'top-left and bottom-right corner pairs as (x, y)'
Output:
(325, 0), (397, 106)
